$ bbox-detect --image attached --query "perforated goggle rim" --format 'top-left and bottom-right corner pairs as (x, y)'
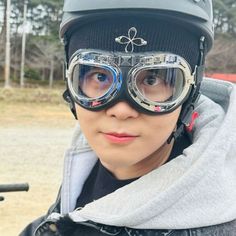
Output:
(66, 50), (196, 113)
(127, 58), (195, 112)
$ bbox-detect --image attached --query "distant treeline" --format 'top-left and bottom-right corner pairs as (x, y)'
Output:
(0, 0), (235, 86)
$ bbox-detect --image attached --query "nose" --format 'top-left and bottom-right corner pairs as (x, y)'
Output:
(105, 101), (139, 120)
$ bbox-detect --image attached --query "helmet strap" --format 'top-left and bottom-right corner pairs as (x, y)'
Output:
(167, 36), (206, 144)
(63, 89), (78, 120)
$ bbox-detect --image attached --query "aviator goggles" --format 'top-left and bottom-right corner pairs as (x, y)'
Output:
(66, 49), (196, 115)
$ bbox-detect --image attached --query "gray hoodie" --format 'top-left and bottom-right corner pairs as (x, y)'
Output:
(54, 77), (236, 230)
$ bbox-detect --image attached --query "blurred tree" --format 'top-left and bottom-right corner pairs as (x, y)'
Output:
(27, 0), (63, 38)
(213, 0), (236, 36)
(0, 0), (64, 86)
(206, 35), (236, 73)
(26, 35), (64, 87)
(205, 0), (236, 73)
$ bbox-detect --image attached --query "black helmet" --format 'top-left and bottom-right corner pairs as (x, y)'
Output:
(60, 0), (214, 51)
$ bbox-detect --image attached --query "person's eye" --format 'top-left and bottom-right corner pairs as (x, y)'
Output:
(143, 76), (160, 86)
(95, 73), (108, 82)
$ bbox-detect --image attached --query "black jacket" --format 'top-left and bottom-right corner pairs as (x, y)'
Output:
(20, 196), (236, 236)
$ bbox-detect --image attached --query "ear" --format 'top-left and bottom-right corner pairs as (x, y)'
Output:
(63, 90), (78, 120)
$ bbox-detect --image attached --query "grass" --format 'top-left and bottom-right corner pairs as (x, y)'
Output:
(0, 86), (76, 235)
(0, 86), (65, 104)
(0, 86), (74, 127)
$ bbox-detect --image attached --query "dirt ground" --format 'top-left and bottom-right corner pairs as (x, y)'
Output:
(0, 90), (76, 236)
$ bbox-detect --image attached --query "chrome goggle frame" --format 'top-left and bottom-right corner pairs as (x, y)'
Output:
(66, 49), (196, 114)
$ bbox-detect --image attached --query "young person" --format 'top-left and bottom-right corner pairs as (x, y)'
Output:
(21, 0), (236, 235)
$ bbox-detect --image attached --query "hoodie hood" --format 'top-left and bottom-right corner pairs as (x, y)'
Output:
(59, 78), (236, 229)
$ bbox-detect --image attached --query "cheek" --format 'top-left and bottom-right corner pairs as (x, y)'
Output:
(136, 110), (180, 152)
(146, 110), (180, 140)
(75, 105), (100, 138)
(75, 104), (181, 167)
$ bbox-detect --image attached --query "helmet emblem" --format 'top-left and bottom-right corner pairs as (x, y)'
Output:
(115, 27), (147, 53)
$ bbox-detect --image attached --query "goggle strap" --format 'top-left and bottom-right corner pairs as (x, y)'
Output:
(195, 64), (204, 85)
(63, 35), (70, 70)
(63, 62), (67, 82)
(198, 36), (206, 66)
(62, 36), (78, 120)
(167, 125), (185, 144)
(63, 89), (78, 120)
(167, 103), (195, 144)
(170, 36), (206, 143)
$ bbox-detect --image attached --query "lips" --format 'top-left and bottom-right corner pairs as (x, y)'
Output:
(106, 132), (136, 137)
(102, 132), (139, 144)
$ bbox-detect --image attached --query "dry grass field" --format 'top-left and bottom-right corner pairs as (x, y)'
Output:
(0, 87), (76, 235)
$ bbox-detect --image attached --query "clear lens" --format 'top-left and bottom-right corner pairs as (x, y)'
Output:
(72, 64), (115, 99)
(134, 68), (185, 103)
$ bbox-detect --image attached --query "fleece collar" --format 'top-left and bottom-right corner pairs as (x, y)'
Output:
(59, 78), (236, 229)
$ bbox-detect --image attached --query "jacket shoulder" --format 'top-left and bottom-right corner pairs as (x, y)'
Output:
(19, 216), (45, 236)
(19, 188), (61, 236)
(191, 219), (236, 236)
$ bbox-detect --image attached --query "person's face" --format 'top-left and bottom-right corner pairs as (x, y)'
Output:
(75, 100), (181, 179)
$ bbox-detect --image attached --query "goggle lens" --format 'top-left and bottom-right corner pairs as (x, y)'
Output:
(72, 64), (115, 99)
(134, 68), (185, 103)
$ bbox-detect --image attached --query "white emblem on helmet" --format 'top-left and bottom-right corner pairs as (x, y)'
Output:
(115, 27), (147, 53)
